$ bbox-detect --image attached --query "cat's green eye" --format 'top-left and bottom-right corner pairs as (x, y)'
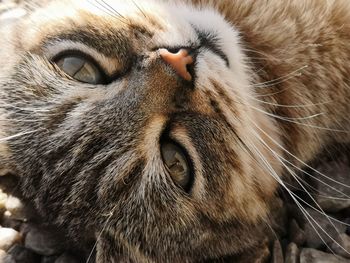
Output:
(54, 55), (104, 84)
(161, 142), (192, 192)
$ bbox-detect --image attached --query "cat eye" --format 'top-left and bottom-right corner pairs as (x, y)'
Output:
(161, 141), (192, 192)
(54, 54), (105, 84)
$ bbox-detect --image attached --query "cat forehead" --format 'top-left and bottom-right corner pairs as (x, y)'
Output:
(21, 0), (237, 55)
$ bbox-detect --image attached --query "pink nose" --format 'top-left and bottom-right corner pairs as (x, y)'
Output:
(159, 48), (194, 81)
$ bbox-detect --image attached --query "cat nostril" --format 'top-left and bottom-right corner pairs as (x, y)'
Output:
(158, 48), (194, 81)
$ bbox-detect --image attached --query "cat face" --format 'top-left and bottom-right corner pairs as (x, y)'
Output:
(0, 0), (282, 261)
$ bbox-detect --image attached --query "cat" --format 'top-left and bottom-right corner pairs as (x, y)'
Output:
(1, 0), (350, 262)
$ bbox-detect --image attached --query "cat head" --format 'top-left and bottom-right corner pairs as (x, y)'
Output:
(0, 0), (282, 261)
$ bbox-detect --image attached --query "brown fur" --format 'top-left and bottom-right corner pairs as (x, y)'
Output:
(0, 0), (350, 262)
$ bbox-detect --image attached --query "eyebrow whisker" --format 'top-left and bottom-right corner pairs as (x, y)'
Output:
(87, 0), (129, 26)
(99, 0), (126, 20)
(131, 0), (147, 19)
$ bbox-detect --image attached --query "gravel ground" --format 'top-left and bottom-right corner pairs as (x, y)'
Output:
(0, 152), (349, 263)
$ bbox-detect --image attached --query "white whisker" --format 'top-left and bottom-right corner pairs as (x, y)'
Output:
(279, 156), (350, 199)
(86, 0), (127, 24)
(252, 129), (343, 240)
(86, 205), (118, 263)
(247, 129), (349, 255)
(293, 194), (350, 227)
(252, 66), (308, 88)
(251, 104), (348, 132)
(254, 124), (350, 188)
(255, 88), (289, 97)
(251, 97), (332, 109)
(99, 0), (126, 19)
(0, 130), (41, 142)
(250, 105), (326, 121)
